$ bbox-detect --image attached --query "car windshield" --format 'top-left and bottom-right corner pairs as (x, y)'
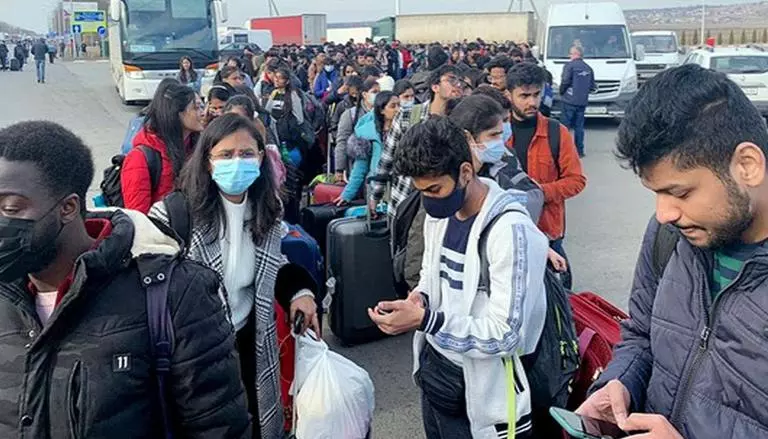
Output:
(710, 56), (768, 74)
(122, 0), (216, 54)
(548, 25), (630, 59)
(632, 35), (677, 54)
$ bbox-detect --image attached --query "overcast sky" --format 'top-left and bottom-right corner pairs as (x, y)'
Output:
(0, 0), (756, 33)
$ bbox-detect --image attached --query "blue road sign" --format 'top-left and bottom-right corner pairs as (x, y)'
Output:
(98, 26), (106, 37)
(72, 24), (82, 34)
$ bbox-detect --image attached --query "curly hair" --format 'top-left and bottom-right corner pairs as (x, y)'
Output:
(393, 116), (471, 181)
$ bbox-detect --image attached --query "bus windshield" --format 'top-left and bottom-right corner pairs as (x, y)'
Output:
(548, 25), (630, 59)
(632, 35), (677, 54)
(122, 0), (216, 54)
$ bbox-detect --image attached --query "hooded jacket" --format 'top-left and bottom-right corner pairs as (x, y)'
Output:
(0, 210), (251, 438)
(341, 111), (384, 201)
(592, 218), (768, 438)
(120, 128), (179, 214)
(414, 178), (549, 438)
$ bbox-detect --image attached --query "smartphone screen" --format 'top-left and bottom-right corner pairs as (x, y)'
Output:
(550, 407), (628, 439)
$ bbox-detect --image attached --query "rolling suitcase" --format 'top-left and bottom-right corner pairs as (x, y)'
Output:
(327, 212), (397, 345)
(10, 58), (20, 71)
(281, 223), (326, 310)
(299, 204), (348, 256)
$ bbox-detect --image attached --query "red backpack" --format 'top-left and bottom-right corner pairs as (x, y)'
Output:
(567, 292), (628, 409)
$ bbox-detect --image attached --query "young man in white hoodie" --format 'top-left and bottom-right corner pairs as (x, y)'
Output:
(369, 117), (549, 439)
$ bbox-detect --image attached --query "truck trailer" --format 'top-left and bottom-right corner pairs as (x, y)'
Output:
(248, 14), (327, 46)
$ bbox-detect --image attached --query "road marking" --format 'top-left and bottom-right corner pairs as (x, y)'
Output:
(73, 60), (109, 64)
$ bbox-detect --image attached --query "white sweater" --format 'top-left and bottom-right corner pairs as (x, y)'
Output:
(414, 178), (549, 438)
(220, 195), (257, 331)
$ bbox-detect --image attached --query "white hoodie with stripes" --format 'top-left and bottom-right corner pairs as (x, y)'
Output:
(413, 178), (549, 439)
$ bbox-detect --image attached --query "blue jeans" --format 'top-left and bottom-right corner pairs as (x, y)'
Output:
(35, 59), (45, 82)
(561, 104), (586, 156)
(550, 238), (573, 290)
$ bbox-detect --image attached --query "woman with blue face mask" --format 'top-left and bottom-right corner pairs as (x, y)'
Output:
(448, 94), (544, 223)
(448, 94), (568, 272)
(393, 79), (416, 109)
(149, 113), (319, 439)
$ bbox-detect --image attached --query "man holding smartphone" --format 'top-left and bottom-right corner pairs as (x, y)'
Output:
(577, 64), (768, 438)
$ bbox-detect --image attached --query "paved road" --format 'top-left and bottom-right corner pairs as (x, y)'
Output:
(0, 61), (655, 438)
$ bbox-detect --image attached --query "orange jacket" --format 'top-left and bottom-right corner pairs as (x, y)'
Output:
(507, 113), (586, 240)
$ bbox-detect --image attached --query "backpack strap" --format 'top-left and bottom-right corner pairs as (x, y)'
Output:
(478, 211), (515, 295)
(138, 145), (162, 193)
(652, 222), (679, 280)
(547, 118), (561, 177)
(162, 192), (192, 251)
(145, 260), (176, 439)
(409, 103), (424, 127)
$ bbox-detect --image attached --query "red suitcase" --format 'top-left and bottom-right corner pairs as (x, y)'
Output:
(311, 182), (345, 205)
(567, 292), (628, 409)
(275, 304), (295, 432)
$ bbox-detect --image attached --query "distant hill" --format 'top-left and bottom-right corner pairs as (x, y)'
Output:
(627, 1), (768, 28)
(0, 20), (38, 37)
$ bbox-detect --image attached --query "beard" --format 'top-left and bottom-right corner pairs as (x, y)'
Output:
(511, 101), (536, 121)
(695, 179), (753, 249)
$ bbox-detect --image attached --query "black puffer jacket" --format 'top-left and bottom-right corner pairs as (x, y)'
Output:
(0, 210), (251, 438)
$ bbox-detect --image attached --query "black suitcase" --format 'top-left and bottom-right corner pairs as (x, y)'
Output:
(327, 215), (397, 345)
(300, 204), (347, 255)
(10, 58), (20, 72)
(300, 201), (364, 255)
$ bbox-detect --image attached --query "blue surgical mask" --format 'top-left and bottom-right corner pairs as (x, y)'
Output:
(502, 122), (513, 144)
(475, 138), (507, 164)
(422, 181), (466, 219)
(210, 158), (261, 196)
(324, 64), (334, 73)
(401, 99), (415, 109)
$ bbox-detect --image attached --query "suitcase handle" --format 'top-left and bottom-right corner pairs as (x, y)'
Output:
(364, 176), (391, 233)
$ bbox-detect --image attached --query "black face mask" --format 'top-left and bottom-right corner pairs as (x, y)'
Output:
(0, 200), (64, 283)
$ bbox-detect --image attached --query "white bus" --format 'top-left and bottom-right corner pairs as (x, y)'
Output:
(108, 0), (228, 104)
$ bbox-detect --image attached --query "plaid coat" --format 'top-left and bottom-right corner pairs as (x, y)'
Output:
(151, 203), (288, 439)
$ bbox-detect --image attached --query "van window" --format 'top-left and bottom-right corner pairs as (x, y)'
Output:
(632, 35), (677, 54)
(548, 25), (630, 59)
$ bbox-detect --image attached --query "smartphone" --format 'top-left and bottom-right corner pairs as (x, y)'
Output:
(549, 407), (628, 439)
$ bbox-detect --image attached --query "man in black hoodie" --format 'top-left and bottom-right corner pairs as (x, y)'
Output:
(0, 121), (251, 438)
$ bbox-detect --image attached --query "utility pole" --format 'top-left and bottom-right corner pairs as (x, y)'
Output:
(395, 0), (400, 16)
(700, 3), (706, 45)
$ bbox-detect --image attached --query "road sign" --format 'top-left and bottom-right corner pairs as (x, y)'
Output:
(72, 10), (107, 33)
(72, 24), (82, 34)
(97, 26), (106, 37)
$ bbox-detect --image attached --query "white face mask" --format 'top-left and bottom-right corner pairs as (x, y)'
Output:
(324, 64), (334, 73)
(400, 99), (415, 109)
(366, 92), (377, 106)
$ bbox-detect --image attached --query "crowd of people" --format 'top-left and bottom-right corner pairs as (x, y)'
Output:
(0, 34), (766, 439)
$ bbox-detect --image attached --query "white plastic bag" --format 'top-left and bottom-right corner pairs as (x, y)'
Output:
(291, 331), (375, 439)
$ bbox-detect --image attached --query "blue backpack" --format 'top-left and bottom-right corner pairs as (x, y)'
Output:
(122, 115), (146, 155)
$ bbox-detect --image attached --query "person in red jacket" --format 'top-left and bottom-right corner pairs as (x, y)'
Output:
(121, 83), (205, 213)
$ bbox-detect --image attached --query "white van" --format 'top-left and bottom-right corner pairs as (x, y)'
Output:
(542, 2), (641, 118)
(632, 30), (683, 84)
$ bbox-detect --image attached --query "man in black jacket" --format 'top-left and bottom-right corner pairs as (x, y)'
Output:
(0, 121), (251, 438)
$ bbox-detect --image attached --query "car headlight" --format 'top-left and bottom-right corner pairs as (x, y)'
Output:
(621, 75), (638, 93)
(125, 70), (144, 80)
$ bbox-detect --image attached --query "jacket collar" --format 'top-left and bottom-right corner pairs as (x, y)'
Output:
(531, 112), (550, 142)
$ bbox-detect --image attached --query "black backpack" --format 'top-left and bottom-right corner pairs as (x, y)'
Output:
(478, 211), (579, 437)
(392, 189), (423, 298)
(652, 222), (679, 279)
(100, 146), (161, 207)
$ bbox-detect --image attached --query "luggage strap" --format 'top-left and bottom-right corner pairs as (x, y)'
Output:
(145, 261), (176, 439)
(651, 222), (679, 280)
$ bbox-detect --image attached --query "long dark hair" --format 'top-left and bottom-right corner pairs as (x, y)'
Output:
(179, 113), (281, 245)
(354, 77), (379, 126)
(447, 94), (505, 138)
(144, 82), (197, 177)
(140, 77), (179, 116)
(178, 56), (198, 83)
(373, 91), (395, 137)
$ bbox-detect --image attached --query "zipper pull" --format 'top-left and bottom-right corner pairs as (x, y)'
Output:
(699, 326), (711, 349)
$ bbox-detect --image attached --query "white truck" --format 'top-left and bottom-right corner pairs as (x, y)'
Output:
(541, 2), (642, 118)
(632, 30), (683, 85)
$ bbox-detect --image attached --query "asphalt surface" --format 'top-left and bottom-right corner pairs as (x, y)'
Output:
(0, 60), (655, 438)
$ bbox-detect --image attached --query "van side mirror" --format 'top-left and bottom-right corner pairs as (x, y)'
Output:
(678, 47), (686, 55)
(215, 0), (229, 23)
(634, 44), (646, 62)
(109, 0), (121, 22)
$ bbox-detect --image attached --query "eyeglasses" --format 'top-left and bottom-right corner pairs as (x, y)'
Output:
(442, 76), (468, 89)
(210, 149), (261, 160)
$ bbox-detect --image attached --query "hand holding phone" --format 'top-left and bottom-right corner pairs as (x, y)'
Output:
(550, 407), (628, 439)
